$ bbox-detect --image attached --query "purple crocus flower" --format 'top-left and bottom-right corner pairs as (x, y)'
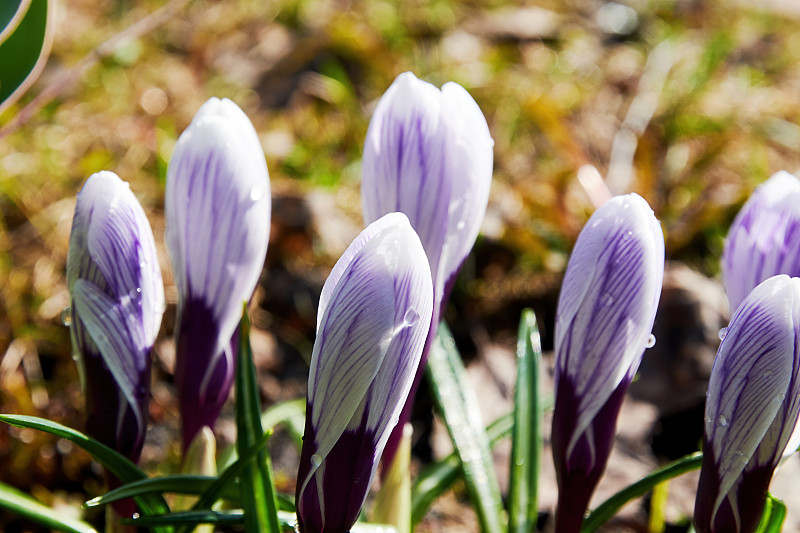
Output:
(722, 171), (800, 314)
(361, 71), (493, 465)
(165, 97), (270, 450)
(295, 212), (433, 533)
(67, 171), (164, 463)
(551, 193), (664, 533)
(694, 275), (800, 533)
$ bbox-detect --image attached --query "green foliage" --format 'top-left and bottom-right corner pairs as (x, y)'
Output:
(427, 324), (505, 533)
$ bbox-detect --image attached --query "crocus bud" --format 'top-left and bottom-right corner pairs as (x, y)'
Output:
(361, 71), (493, 315)
(361, 71), (493, 469)
(165, 97), (270, 450)
(722, 171), (800, 314)
(295, 213), (433, 533)
(67, 171), (164, 463)
(694, 275), (800, 533)
(551, 193), (664, 533)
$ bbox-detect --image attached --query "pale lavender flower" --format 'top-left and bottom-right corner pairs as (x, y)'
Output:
(723, 171), (800, 314)
(362, 71), (493, 315)
(295, 213), (433, 533)
(165, 97), (270, 450)
(361, 71), (493, 466)
(551, 193), (664, 533)
(67, 171), (164, 463)
(694, 275), (800, 533)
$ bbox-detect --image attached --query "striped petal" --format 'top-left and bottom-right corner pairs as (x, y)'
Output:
(361, 71), (493, 307)
(296, 212), (433, 533)
(66, 171), (163, 463)
(551, 193), (664, 533)
(722, 171), (800, 314)
(554, 193), (664, 456)
(165, 97), (270, 446)
(695, 275), (800, 533)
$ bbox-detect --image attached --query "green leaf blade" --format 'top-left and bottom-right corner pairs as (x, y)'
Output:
(0, 414), (171, 529)
(581, 452), (702, 533)
(0, 0), (56, 115)
(426, 323), (505, 533)
(0, 480), (97, 533)
(508, 309), (542, 533)
(235, 307), (281, 533)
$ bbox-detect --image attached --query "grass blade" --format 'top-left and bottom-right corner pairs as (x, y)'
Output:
(0, 480), (97, 533)
(0, 414), (170, 530)
(426, 323), (505, 533)
(508, 309), (542, 533)
(235, 307), (281, 533)
(217, 397), (306, 471)
(581, 452), (702, 532)
(756, 494), (786, 533)
(85, 475), (239, 508)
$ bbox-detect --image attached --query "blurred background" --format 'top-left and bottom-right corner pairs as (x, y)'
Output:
(2, 0), (800, 530)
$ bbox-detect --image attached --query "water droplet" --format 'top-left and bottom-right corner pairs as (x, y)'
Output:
(132, 513), (140, 520)
(456, 220), (466, 230)
(250, 185), (266, 202)
(60, 307), (72, 327)
(135, 287), (142, 294)
(645, 334), (656, 348)
(718, 327), (728, 341)
(762, 371), (773, 379)
(71, 353), (80, 363)
(704, 415), (712, 424)
(403, 308), (420, 326)
(626, 230), (633, 236)
(310, 453), (323, 467)
(718, 415), (728, 427)
(601, 293), (614, 307)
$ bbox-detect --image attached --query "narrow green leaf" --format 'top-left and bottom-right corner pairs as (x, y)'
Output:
(426, 323), (505, 533)
(235, 307), (281, 533)
(85, 475), (240, 508)
(508, 309), (541, 533)
(581, 452), (702, 533)
(410, 396), (555, 527)
(0, 414), (171, 530)
(217, 397), (306, 471)
(130, 510), (300, 532)
(755, 494), (786, 533)
(0, 0), (56, 115)
(0, 0), (29, 42)
(0, 480), (97, 533)
(176, 424), (272, 533)
(127, 510), (245, 528)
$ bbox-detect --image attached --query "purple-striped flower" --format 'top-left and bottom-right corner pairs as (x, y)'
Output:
(165, 97), (270, 450)
(694, 275), (800, 533)
(722, 171), (800, 314)
(551, 193), (664, 533)
(361, 71), (493, 466)
(67, 171), (164, 463)
(295, 213), (433, 533)
(361, 71), (493, 317)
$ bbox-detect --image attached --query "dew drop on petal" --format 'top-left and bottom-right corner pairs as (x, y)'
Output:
(403, 307), (420, 326)
(136, 287), (142, 294)
(456, 220), (466, 230)
(762, 371), (773, 379)
(310, 453), (323, 467)
(718, 415), (728, 427)
(718, 327), (728, 341)
(601, 293), (614, 307)
(60, 307), (72, 327)
(646, 334), (656, 348)
(250, 185), (266, 202)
